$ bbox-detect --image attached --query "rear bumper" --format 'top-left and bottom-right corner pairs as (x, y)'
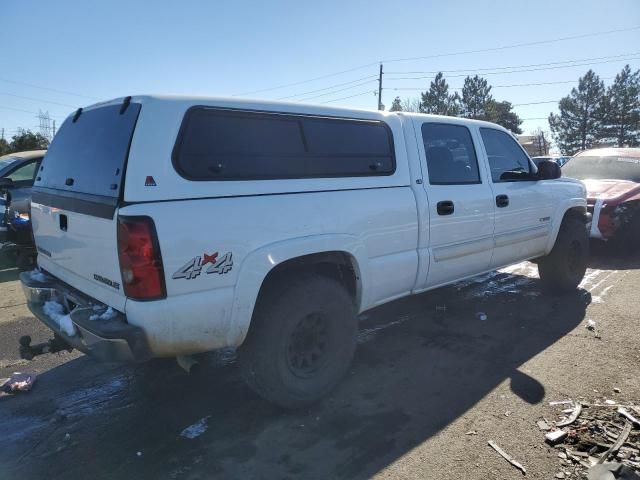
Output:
(20, 270), (151, 363)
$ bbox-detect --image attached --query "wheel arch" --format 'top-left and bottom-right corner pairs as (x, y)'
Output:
(227, 235), (369, 347)
(545, 199), (588, 254)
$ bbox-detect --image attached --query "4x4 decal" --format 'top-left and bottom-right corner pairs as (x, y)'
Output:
(172, 252), (233, 280)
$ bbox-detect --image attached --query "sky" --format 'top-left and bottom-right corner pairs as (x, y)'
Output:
(1, 0), (639, 144)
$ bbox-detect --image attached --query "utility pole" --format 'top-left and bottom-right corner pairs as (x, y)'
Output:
(377, 63), (383, 111)
(541, 130), (547, 155)
(1, 128), (4, 140)
(52, 120), (56, 138)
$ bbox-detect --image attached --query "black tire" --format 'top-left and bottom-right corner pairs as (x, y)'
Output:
(538, 217), (589, 292)
(239, 274), (357, 409)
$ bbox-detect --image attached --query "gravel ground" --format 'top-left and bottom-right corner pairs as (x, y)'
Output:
(0, 243), (638, 480)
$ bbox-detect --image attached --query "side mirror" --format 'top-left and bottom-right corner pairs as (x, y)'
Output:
(536, 160), (561, 180)
(0, 177), (15, 190)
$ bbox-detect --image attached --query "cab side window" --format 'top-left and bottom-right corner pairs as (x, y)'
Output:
(479, 128), (532, 182)
(7, 161), (38, 184)
(421, 123), (480, 185)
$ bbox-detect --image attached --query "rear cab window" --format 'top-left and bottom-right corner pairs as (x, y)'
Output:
(36, 102), (141, 198)
(172, 108), (396, 180)
(421, 123), (481, 185)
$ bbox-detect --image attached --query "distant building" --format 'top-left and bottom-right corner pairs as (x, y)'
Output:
(518, 134), (549, 156)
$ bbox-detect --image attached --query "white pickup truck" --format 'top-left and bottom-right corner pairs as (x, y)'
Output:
(20, 96), (589, 407)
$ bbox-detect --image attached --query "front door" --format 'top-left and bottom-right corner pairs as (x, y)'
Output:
(417, 121), (495, 288)
(478, 128), (554, 268)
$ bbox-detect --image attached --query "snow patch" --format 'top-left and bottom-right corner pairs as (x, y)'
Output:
(43, 300), (76, 336)
(27, 269), (47, 282)
(180, 416), (210, 439)
(89, 307), (116, 321)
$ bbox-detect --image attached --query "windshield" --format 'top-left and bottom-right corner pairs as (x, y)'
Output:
(562, 155), (640, 182)
(35, 102), (141, 197)
(0, 158), (18, 175)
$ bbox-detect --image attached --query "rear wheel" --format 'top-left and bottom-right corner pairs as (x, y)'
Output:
(239, 274), (357, 409)
(538, 217), (589, 292)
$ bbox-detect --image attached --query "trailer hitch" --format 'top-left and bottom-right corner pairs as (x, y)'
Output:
(19, 335), (73, 360)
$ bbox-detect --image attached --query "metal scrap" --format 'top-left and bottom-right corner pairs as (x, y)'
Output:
(488, 440), (526, 475)
(598, 421), (633, 464)
(618, 408), (640, 428)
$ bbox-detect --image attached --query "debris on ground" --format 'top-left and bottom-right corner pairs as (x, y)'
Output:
(540, 398), (640, 478)
(586, 320), (597, 330)
(180, 416), (211, 439)
(465, 430), (478, 435)
(0, 372), (37, 396)
(488, 440), (526, 475)
(477, 312), (487, 321)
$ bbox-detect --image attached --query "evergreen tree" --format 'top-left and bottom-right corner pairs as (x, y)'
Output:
(8, 130), (49, 152)
(548, 70), (606, 155)
(486, 100), (522, 134)
(460, 75), (493, 119)
(603, 65), (640, 147)
(389, 96), (403, 112)
(420, 72), (460, 115)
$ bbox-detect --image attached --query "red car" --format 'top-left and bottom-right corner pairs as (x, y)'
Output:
(562, 147), (640, 250)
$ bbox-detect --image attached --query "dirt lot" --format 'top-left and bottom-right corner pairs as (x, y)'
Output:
(0, 244), (638, 480)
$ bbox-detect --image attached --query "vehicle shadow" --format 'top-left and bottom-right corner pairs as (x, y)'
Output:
(0, 264), (20, 283)
(0, 271), (589, 480)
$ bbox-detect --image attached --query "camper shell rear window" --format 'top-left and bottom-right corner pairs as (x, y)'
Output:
(36, 102), (141, 198)
(172, 107), (396, 180)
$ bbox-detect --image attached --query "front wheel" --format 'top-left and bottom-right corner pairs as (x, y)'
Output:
(538, 217), (589, 292)
(239, 274), (357, 409)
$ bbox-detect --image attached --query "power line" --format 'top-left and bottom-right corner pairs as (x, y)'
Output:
(513, 100), (559, 106)
(320, 91), (374, 104)
(233, 25), (639, 96)
(296, 79), (378, 102)
(382, 25), (640, 64)
(0, 77), (99, 100)
(0, 105), (67, 118)
(388, 77), (616, 92)
(0, 92), (78, 108)
(385, 52), (638, 75)
(385, 56), (640, 81)
(278, 75), (377, 100)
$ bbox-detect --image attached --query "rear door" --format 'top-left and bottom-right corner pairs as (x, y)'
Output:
(478, 128), (554, 267)
(416, 120), (495, 288)
(31, 101), (141, 310)
(5, 157), (42, 215)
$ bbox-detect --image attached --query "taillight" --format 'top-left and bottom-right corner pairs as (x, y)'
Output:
(117, 215), (166, 300)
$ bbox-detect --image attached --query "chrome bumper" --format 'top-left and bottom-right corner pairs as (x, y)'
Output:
(20, 270), (151, 363)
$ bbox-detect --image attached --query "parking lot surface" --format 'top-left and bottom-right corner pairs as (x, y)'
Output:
(1, 244), (638, 479)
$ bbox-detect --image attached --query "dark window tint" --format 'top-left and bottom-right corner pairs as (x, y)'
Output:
(36, 103), (141, 197)
(480, 128), (532, 182)
(173, 108), (395, 180)
(421, 123), (480, 185)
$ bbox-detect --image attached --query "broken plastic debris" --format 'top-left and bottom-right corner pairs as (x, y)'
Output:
(537, 420), (551, 431)
(1, 372), (36, 393)
(465, 430), (478, 435)
(545, 429), (568, 445)
(586, 319), (597, 330)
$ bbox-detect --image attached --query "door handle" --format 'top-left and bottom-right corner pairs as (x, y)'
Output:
(496, 194), (509, 208)
(437, 200), (455, 216)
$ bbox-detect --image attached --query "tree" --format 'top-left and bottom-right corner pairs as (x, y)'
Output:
(401, 97), (421, 113)
(389, 96), (403, 112)
(602, 65), (640, 147)
(420, 72), (460, 115)
(0, 138), (10, 156)
(548, 70), (606, 155)
(8, 130), (49, 152)
(486, 100), (522, 134)
(460, 75), (493, 119)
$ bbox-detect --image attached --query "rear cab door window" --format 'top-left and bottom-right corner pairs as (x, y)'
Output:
(417, 121), (495, 288)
